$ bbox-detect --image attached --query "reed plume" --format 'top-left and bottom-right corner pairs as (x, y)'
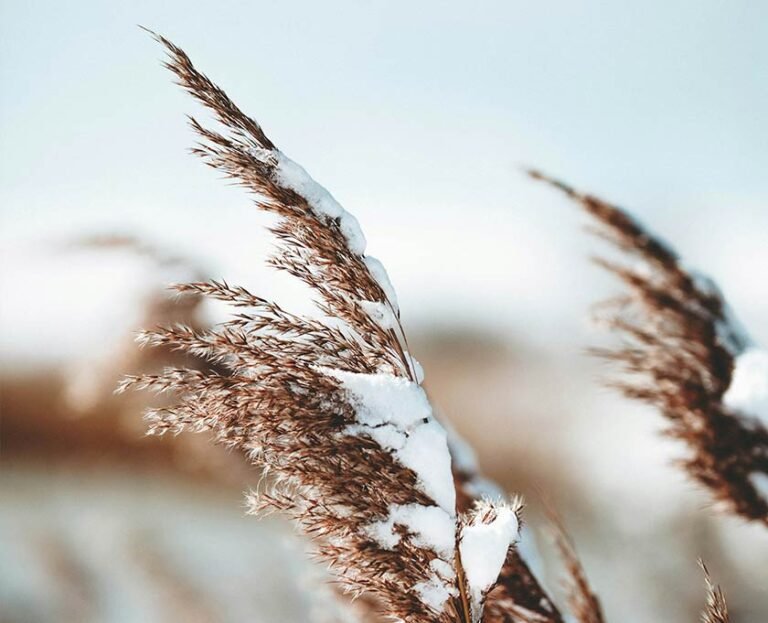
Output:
(698, 561), (729, 623)
(66, 234), (208, 414)
(122, 31), (539, 623)
(528, 170), (768, 526)
(542, 504), (604, 623)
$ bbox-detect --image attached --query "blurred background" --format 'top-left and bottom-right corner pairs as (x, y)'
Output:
(2, 1), (768, 621)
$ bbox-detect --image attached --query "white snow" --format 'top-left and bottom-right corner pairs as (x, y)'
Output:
(459, 501), (519, 609)
(397, 420), (455, 505)
(327, 368), (460, 612)
(689, 268), (749, 354)
(365, 502), (457, 613)
(411, 358), (425, 384)
(255, 148), (405, 330)
(723, 347), (768, 423)
(328, 369), (456, 513)
(414, 574), (456, 612)
(413, 559), (458, 612)
(257, 148), (367, 255)
(358, 300), (398, 330)
(365, 503), (456, 559)
(429, 557), (456, 580)
(749, 472), (768, 503)
(363, 256), (399, 311)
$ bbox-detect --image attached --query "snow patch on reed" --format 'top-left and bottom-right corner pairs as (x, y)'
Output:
(724, 347), (768, 424)
(459, 500), (520, 619)
(328, 368), (456, 513)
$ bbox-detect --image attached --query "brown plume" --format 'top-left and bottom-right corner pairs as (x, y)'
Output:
(529, 169), (768, 526)
(698, 561), (729, 623)
(121, 30), (533, 623)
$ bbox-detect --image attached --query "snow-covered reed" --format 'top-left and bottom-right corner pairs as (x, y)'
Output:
(121, 31), (556, 623)
(529, 169), (768, 527)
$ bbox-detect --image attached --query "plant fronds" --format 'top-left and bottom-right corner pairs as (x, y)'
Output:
(64, 235), (209, 415)
(528, 169), (768, 526)
(123, 31), (535, 622)
(543, 503), (604, 623)
(698, 561), (729, 623)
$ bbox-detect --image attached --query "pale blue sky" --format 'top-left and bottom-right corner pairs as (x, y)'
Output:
(2, 0), (768, 356)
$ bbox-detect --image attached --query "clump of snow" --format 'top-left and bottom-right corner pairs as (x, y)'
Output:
(254, 148), (405, 329)
(397, 421), (455, 506)
(430, 557), (455, 580)
(689, 269), (720, 300)
(723, 348), (768, 423)
(688, 268), (749, 354)
(416, 560), (458, 611)
(358, 300), (398, 330)
(328, 369), (456, 513)
(257, 149), (367, 255)
(459, 501), (519, 611)
(365, 504), (456, 559)
(414, 574), (456, 612)
(401, 350), (426, 384)
(749, 472), (768, 503)
(250, 148), (403, 324)
(411, 358), (425, 384)
(363, 256), (399, 311)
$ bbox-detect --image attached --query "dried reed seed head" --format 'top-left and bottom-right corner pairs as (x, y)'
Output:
(529, 169), (768, 525)
(541, 502), (604, 623)
(124, 31), (541, 622)
(698, 561), (729, 623)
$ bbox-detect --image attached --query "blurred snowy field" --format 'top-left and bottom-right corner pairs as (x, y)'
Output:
(1, 466), (316, 623)
(1, 244), (767, 621)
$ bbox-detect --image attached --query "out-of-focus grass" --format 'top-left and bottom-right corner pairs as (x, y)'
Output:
(2, 328), (767, 622)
